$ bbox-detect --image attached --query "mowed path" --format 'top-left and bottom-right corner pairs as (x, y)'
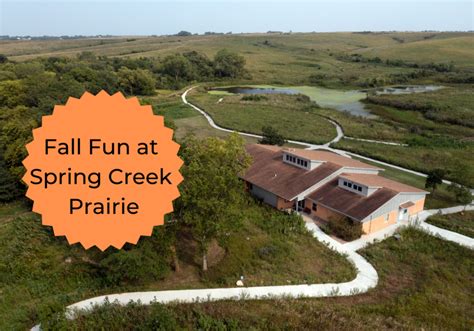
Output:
(31, 87), (472, 330)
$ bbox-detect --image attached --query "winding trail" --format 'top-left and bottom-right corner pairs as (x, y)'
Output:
(31, 219), (379, 330)
(30, 87), (472, 330)
(182, 87), (453, 185)
(344, 136), (408, 147)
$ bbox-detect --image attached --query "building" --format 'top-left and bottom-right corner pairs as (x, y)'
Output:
(242, 144), (428, 234)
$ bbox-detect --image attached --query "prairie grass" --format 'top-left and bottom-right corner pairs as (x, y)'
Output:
(0, 200), (355, 330)
(49, 227), (474, 330)
(426, 211), (474, 238)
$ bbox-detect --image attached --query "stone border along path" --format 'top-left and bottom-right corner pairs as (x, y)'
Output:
(30, 87), (473, 330)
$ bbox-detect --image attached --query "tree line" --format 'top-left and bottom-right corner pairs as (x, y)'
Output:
(0, 50), (248, 201)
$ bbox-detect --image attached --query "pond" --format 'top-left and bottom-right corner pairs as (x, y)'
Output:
(210, 85), (371, 117)
(209, 85), (443, 118)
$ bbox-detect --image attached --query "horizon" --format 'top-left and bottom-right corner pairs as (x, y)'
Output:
(1, 1), (473, 37)
(2, 30), (474, 38)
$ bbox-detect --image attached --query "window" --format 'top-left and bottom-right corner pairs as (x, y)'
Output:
(348, 183), (352, 188)
(385, 213), (390, 222)
(357, 186), (362, 192)
(343, 181), (348, 186)
(312, 202), (318, 211)
(304, 161), (308, 167)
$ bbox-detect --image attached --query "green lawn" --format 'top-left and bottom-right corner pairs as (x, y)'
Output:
(426, 211), (474, 238)
(0, 200), (355, 330)
(47, 227), (474, 330)
(187, 88), (337, 145)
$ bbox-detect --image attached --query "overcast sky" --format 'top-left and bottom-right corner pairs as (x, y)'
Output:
(1, 0), (473, 36)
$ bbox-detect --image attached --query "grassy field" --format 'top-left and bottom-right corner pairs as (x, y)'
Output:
(0, 200), (355, 330)
(334, 138), (474, 188)
(350, 156), (457, 209)
(47, 227), (474, 330)
(426, 211), (474, 238)
(358, 35), (474, 69)
(142, 90), (302, 146)
(367, 85), (474, 129)
(187, 88), (337, 144)
(3, 32), (473, 88)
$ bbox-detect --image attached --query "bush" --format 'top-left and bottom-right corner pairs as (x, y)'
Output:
(241, 94), (267, 102)
(325, 216), (362, 241)
(255, 209), (307, 236)
(259, 125), (286, 146)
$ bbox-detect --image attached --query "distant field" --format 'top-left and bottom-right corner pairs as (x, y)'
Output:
(3, 32), (473, 88)
(359, 36), (474, 69)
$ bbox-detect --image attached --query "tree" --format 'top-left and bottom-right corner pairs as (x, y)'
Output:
(259, 126), (286, 146)
(0, 54), (8, 63)
(214, 49), (246, 78)
(0, 80), (27, 108)
(425, 169), (446, 196)
(178, 133), (251, 271)
(0, 106), (38, 201)
(0, 154), (20, 201)
(448, 183), (472, 207)
(183, 51), (214, 79)
(117, 67), (156, 96)
(176, 31), (192, 37)
(160, 54), (195, 85)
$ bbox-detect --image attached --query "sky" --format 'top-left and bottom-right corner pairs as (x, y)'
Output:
(1, 0), (473, 36)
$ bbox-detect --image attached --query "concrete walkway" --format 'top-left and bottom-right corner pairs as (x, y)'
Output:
(345, 136), (408, 146)
(344, 204), (474, 251)
(182, 87), (454, 185)
(410, 204), (474, 249)
(31, 218), (379, 330)
(30, 88), (473, 330)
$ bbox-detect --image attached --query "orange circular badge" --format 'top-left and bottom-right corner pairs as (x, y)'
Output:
(22, 91), (183, 250)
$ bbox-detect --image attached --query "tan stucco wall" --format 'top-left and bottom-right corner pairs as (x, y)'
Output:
(277, 197), (294, 210)
(362, 210), (398, 234)
(305, 199), (343, 220)
(407, 197), (425, 216)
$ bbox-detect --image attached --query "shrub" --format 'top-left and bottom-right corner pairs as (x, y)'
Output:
(241, 94), (267, 102)
(259, 125), (286, 146)
(326, 216), (362, 241)
(256, 210), (307, 236)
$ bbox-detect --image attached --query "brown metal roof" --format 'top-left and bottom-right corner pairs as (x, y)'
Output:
(283, 149), (382, 170)
(400, 201), (415, 209)
(340, 173), (428, 193)
(243, 145), (342, 200)
(307, 178), (398, 221)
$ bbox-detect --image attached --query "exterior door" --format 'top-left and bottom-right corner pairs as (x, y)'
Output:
(398, 208), (408, 221)
(297, 199), (305, 211)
